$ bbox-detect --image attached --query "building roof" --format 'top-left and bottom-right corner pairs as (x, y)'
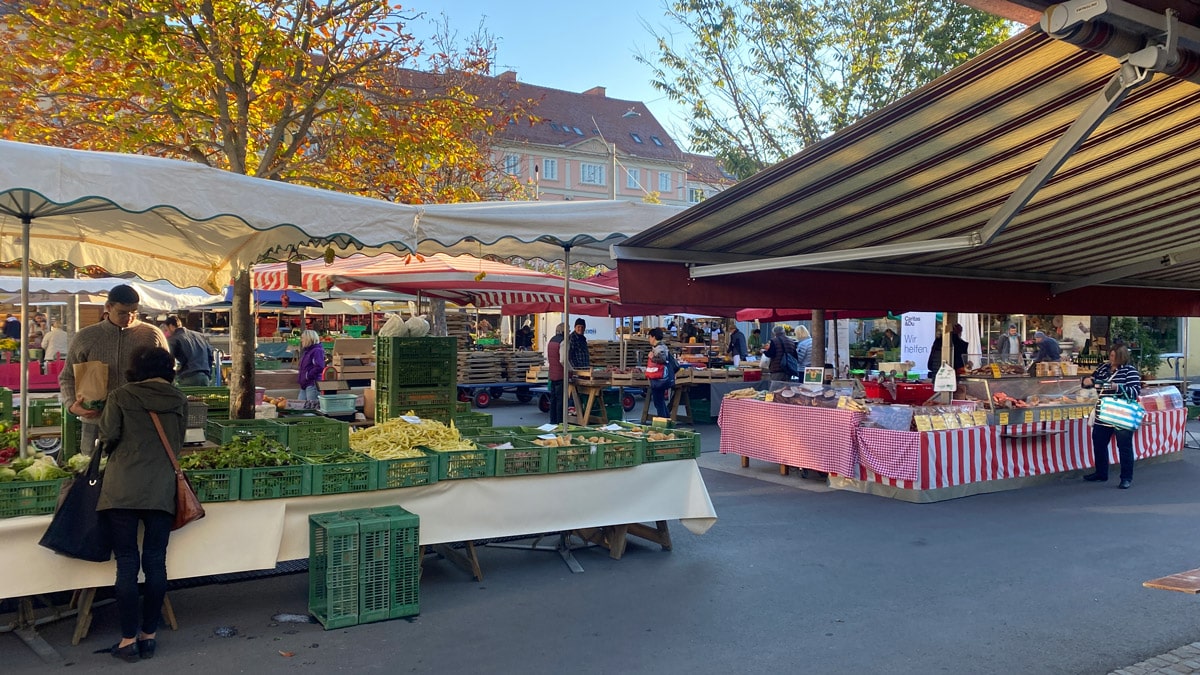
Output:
(684, 153), (736, 187)
(396, 68), (686, 164)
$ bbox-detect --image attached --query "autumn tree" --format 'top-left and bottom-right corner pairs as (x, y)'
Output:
(639, 0), (1013, 178)
(0, 0), (532, 416)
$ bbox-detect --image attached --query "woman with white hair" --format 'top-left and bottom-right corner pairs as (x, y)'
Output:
(41, 319), (70, 361)
(296, 330), (325, 408)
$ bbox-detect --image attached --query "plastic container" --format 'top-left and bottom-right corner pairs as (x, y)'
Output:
(254, 387), (267, 405)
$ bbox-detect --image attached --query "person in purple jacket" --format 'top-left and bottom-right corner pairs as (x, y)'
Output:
(296, 330), (326, 408)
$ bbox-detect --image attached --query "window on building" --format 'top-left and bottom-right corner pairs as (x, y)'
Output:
(573, 126), (583, 136)
(542, 158), (558, 181)
(626, 168), (640, 189)
(650, 136), (664, 146)
(630, 133), (643, 144)
(580, 163), (606, 185)
(688, 187), (705, 203)
(550, 122), (560, 131)
(504, 154), (520, 176)
(658, 171), (671, 193)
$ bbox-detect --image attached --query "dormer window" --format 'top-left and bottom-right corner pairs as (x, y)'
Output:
(631, 133), (643, 144)
(650, 136), (664, 146)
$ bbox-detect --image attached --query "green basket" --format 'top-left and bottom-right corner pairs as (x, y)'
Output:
(376, 399), (454, 424)
(300, 452), (378, 496)
(469, 435), (547, 477)
(276, 416), (350, 454)
(184, 468), (241, 502)
(0, 387), (11, 422)
(528, 434), (595, 474)
(61, 412), (83, 461)
(377, 384), (457, 409)
(612, 422), (701, 462)
(376, 451), (439, 490)
(0, 478), (64, 518)
(587, 431), (644, 470)
(240, 464), (311, 500)
(254, 359), (286, 371)
(180, 386), (231, 413)
(455, 401), (470, 413)
(309, 506), (420, 630)
(26, 399), (63, 428)
(426, 444), (494, 480)
(205, 418), (288, 446)
(452, 411), (493, 432)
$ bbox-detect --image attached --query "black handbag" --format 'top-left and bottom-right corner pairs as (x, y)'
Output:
(38, 449), (112, 562)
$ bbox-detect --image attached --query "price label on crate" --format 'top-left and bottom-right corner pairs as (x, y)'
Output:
(536, 423), (557, 432)
(400, 415), (422, 424)
(997, 411), (1010, 425)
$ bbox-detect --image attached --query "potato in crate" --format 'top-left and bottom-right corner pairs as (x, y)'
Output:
(469, 435), (547, 476)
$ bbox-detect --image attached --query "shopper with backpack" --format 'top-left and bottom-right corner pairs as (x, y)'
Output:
(646, 328), (675, 418)
(764, 325), (800, 382)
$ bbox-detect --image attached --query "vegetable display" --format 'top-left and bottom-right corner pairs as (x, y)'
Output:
(350, 414), (474, 459)
(179, 436), (298, 470)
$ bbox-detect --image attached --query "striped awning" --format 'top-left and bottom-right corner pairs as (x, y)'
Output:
(613, 28), (1200, 316)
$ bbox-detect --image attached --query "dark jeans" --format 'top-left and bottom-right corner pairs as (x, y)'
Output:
(1092, 423), (1135, 482)
(176, 371), (211, 387)
(650, 380), (671, 418)
(102, 508), (173, 639)
(549, 379), (564, 424)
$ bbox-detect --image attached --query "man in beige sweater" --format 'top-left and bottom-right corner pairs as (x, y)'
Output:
(59, 285), (169, 454)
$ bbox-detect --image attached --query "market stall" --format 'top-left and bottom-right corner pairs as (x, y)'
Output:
(0, 460), (715, 598)
(717, 382), (1186, 503)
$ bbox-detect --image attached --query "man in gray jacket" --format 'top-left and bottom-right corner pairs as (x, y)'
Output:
(59, 284), (169, 454)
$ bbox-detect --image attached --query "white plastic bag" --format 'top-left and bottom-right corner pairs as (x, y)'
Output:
(379, 314), (407, 338)
(933, 362), (957, 392)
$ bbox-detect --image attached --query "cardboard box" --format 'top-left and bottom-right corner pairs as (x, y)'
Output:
(363, 388), (376, 420)
(333, 338), (373, 355)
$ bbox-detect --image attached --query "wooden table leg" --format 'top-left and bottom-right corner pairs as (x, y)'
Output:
(162, 594), (178, 630)
(573, 525), (631, 560)
(779, 464), (789, 475)
(741, 456), (749, 468)
(71, 588), (97, 646)
(431, 543), (483, 581)
(626, 521), (673, 551)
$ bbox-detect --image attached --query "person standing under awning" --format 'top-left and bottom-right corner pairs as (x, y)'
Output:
(1029, 330), (1061, 371)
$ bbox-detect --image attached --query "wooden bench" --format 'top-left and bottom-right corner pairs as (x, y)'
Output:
(1143, 568), (1200, 594)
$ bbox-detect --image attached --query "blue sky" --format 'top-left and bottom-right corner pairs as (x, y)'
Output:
(410, 1), (692, 147)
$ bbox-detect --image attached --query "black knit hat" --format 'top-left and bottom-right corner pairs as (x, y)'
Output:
(108, 284), (140, 305)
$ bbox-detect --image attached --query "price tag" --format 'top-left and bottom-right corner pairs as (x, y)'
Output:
(1023, 410), (1034, 424)
(990, 363), (1002, 379)
(998, 411), (1010, 425)
(538, 434), (558, 440)
(494, 442), (514, 450)
(601, 423), (623, 431)
(972, 410), (989, 426)
(1051, 408), (1063, 421)
(914, 415), (934, 432)
(764, 393), (775, 402)
(942, 413), (961, 429)
(930, 415), (947, 430)
(537, 423), (557, 432)
(400, 415), (422, 424)
(958, 412), (976, 428)
(1068, 407), (1081, 420)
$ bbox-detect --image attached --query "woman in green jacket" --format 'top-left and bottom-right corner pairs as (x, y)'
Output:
(98, 346), (188, 662)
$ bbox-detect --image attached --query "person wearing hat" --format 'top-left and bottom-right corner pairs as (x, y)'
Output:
(545, 323), (566, 423)
(515, 320), (534, 351)
(995, 323), (1023, 364)
(59, 284), (169, 455)
(1030, 330), (1061, 371)
(568, 318), (590, 371)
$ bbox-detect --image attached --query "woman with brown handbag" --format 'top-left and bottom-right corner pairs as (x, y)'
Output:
(97, 346), (188, 662)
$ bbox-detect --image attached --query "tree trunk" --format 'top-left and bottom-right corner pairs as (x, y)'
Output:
(230, 271), (255, 419)
(812, 310), (826, 369)
(430, 299), (447, 337)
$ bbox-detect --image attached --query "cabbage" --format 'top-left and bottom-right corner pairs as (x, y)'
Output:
(67, 453), (92, 473)
(9, 458), (35, 472)
(0, 467), (15, 482)
(16, 458), (69, 481)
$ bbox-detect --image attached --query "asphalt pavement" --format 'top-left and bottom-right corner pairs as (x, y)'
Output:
(4, 395), (1200, 674)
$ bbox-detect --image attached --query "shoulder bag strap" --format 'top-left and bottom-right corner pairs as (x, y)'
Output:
(149, 411), (183, 474)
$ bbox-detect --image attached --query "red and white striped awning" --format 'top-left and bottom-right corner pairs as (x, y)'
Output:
(252, 253), (618, 309)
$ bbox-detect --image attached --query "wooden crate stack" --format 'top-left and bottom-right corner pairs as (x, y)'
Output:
(502, 352), (545, 380)
(457, 351), (503, 384)
(331, 338), (375, 381)
(444, 313), (474, 351)
(586, 340), (642, 369)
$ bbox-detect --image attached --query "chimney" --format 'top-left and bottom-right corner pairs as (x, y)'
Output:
(582, 86), (606, 97)
(498, 70), (517, 82)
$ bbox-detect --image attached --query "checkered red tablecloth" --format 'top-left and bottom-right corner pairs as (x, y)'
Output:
(718, 398), (863, 476)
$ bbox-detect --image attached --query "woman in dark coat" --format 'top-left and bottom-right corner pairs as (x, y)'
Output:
(98, 346), (188, 661)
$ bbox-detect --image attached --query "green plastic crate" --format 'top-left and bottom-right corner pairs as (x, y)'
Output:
(309, 506), (421, 630)
(455, 401), (470, 413)
(184, 468), (240, 502)
(0, 478), (64, 518)
(26, 399), (62, 427)
(376, 451), (439, 490)
(180, 386), (231, 413)
(61, 412), (83, 461)
(205, 418), (289, 446)
(309, 511), (362, 629)
(691, 398), (715, 424)
(276, 417), (350, 454)
(376, 336), (456, 361)
(426, 444), (494, 480)
(376, 399), (454, 424)
(469, 435), (547, 477)
(377, 384), (457, 409)
(300, 452), (378, 495)
(0, 387), (11, 422)
(453, 411), (493, 431)
(240, 464), (311, 500)
(526, 434), (595, 474)
(587, 431), (644, 470)
(612, 422), (701, 462)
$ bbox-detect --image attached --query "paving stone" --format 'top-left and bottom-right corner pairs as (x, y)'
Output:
(1161, 653), (1183, 664)
(1148, 658), (1172, 668)
(1178, 647), (1200, 658)
(1181, 660), (1200, 669)
(1168, 663), (1194, 674)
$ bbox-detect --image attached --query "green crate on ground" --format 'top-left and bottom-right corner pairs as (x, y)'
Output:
(184, 468), (241, 502)
(255, 359), (285, 370)
(276, 416), (350, 454)
(691, 398), (715, 424)
(455, 401), (470, 413)
(376, 336), (456, 361)
(468, 435), (547, 477)
(0, 478), (64, 518)
(240, 464), (311, 500)
(376, 451), (439, 490)
(205, 418), (288, 446)
(309, 511), (362, 629)
(309, 506), (420, 630)
(426, 444), (494, 480)
(299, 451), (378, 495)
(452, 411), (493, 432)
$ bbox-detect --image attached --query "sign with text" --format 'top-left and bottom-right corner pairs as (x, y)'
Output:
(900, 312), (937, 376)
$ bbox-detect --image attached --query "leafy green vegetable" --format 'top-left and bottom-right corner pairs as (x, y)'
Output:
(16, 459), (69, 481)
(179, 436), (298, 470)
(67, 454), (92, 473)
(0, 466), (16, 482)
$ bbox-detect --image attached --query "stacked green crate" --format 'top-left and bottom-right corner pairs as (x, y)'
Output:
(180, 386), (231, 421)
(309, 506), (420, 630)
(61, 410), (83, 460)
(375, 337), (457, 423)
(0, 387), (13, 422)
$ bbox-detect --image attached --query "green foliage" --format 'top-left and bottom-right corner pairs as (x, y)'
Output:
(638, 0), (1014, 177)
(1109, 317), (1163, 376)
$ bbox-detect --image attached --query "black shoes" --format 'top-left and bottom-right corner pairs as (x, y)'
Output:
(1083, 473), (1107, 482)
(137, 638), (156, 659)
(1119, 480), (1132, 489)
(108, 642), (139, 663)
